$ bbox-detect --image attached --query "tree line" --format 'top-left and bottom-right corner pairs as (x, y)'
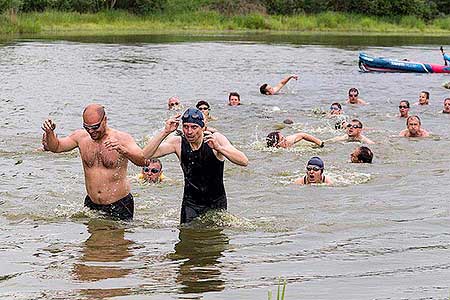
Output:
(1, 0), (449, 20)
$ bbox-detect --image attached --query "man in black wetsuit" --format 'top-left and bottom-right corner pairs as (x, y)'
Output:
(143, 108), (248, 224)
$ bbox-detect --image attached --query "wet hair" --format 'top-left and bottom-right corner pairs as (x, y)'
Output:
(444, 97), (450, 104)
(357, 146), (373, 163)
(351, 119), (363, 128)
(228, 92), (241, 104)
(330, 102), (342, 109)
(144, 158), (162, 169)
(420, 91), (430, 99)
(260, 84), (269, 95)
(266, 131), (280, 147)
(406, 115), (421, 125)
(196, 100), (210, 109)
(348, 88), (359, 95)
(399, 100), (410, 108)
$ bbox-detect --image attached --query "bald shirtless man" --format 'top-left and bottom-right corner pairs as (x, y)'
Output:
(41, 104), (145, 220)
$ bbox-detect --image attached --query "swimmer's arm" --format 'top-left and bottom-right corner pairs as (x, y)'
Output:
(273, 74), (298, 94)
(325, 177), (333, 185)
(324, 135), (347, 143)
(360, 135), (375, 145)
(358, 98), (367, 105)
(47, 130), (80, 153)
(210, 133), (248, 166)
(292, 133), (323, 147)
(143, 114), (180, 158)
(144, 133), (179, 159)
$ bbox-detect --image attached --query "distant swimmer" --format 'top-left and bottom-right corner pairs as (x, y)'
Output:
(399, 115), (430, 137)
(327, 119), (375, 144)
(266, 131), (324, 148)
(442, 98), (450, 114)
(138, 158), (165, 184)
(196, 100), (216, 121)
(346, 88), (367, 105)
(168, 96), (182, 111)
(328, 102), (348, 129)
(398, 100), (410, 118)
(260, 74), (298, 95)
(41, 104), (146, 221)
(228, 92), (241, 106)
(415, 91), (430, 106)
(142, 108), (248, 224)
(294, 156), (333, 185)
(350, 146), (373, 163)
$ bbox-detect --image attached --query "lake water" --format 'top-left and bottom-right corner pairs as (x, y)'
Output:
(1, 33), (450, 300)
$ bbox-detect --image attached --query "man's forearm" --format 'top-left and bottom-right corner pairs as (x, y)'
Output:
(143, 130), (169, 158)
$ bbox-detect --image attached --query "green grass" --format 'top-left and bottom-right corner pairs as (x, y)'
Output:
(2, 10), (450, 36)
(268, 278), (287, 300)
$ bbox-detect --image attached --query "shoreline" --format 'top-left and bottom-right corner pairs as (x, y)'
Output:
(2, 11), (450, 38)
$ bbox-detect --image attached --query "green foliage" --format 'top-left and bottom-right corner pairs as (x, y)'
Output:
(268, 278), (287, 300)
(0, 0), (23, 13)
(207, 0), (266, 16)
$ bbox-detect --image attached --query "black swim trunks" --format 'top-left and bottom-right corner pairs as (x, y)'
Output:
(84, 193), (134, 221)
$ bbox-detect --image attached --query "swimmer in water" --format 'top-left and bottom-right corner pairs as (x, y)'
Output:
(138, 158), (165, 183)
(350, 146), (373, 163)
(42, 104), (146, 221)
(142, 107), (248, 224)
(326, 119), (375, 144)
(266, 131), (324, 148)
(228, 92), (241, 106)
(260, 74), (298, 95)
(399, 115), (430, 137)
(442, 97), (450, 114)
(168, 96), (182, 111)
(398, 100), (410, 118)
(346, 88), (367, 105)
(415, 91), (430, 106)
(294, 156), (333, 185)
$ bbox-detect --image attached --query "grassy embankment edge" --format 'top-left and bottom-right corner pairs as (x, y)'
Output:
(1, 10), (450, 36)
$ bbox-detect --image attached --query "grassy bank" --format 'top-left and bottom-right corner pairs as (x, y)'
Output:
(2, 10), (450, 36)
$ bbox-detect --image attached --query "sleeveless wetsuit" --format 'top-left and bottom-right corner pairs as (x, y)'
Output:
(180, 137), (227, 224)
(84, 193), (134, 221)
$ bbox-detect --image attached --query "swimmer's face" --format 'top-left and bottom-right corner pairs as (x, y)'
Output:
(306, 165), (323, 183)
(444, 100), (450, 113)
(229, 95), (240, 106)
(182, 122), (204, 143)
(142, 162), (162, 183)
(83, 112), (106, 140)
(419, 92), (428, 105)
(168, 97), (181, 110)
(266, 85), (274, 95)
(276, 133), (288, 148)
(350, 148), (361, 163)
(348, 92), (358, 103)
(330, 105), (342, 115)
(398, 102), (409, 117)
(407, 117), (421, 135)
(346, 122), (362, 137)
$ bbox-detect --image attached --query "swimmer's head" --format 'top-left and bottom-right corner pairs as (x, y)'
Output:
(266, 131), (280, 147)
(307, 156), (324, 174)
(351, 146), (373, 163)
(260, 84), (273, 95)
(182, 107), (205, 128)
(228, 92), (241, 106)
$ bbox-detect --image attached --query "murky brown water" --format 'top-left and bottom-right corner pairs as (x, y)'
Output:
(1, 34), (450, 299)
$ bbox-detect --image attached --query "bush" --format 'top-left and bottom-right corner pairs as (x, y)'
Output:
(132, 0), (165, 14)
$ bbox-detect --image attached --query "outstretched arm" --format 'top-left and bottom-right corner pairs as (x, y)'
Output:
(291, 132), (323, 147)
(273, 74), (298, 94)
(41, 119), (78, 153)
(143, 114), (181, 159)
(360, 135), (375, 144)
(205, 132), (248, 166)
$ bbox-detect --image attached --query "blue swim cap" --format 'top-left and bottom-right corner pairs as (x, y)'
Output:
(182, 107), (205, 128)
(307, 156), (324, 169)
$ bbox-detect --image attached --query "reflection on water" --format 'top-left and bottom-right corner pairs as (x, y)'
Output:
(170, 227), (229, 295)
(73, 219), (133, 299)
